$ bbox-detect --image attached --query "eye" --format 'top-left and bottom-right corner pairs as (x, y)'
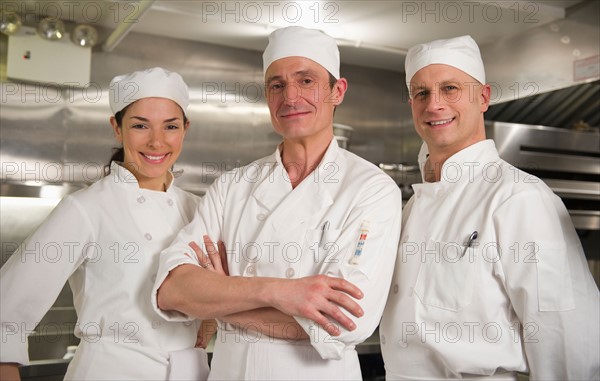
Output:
(444, 85), (458, 91)
(413, 90), (429, 99)
(166, 124), (180, 130)
(299, 78), (316, 88)
(131, 124), (146, 129)
(269, 83), (283, 92)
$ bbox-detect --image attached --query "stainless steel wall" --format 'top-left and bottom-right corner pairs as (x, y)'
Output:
(0, 31), (417, 195)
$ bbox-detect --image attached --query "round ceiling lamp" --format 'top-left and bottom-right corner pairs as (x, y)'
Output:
(0, 12), (22, 36)
(37, 17), (65, 40)
(71, 24), (98, 48)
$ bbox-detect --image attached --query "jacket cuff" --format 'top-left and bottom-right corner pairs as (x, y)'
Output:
(294, 316), (346, 360)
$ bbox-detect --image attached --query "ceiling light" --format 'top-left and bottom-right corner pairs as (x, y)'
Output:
(0, 12), (22, 36)
(71, 24), (98, 48)
(37, 17), (65, 41)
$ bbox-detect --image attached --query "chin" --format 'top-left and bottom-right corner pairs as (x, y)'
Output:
(141, 166), (169, 178)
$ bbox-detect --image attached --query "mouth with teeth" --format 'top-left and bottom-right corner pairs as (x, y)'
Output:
(427, 118), (455, 127)
(141, 153), (169, 163)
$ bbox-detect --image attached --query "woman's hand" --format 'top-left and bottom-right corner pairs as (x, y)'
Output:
(189, 236), (224, 348)
(188, 235), (228, 276)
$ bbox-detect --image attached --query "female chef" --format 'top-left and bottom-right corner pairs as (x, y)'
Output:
(0, 67), (208, 380)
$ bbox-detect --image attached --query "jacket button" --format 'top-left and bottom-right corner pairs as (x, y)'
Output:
(381, 335), (386, 345)
(285, 268), (295, 278)
(137, 196), (146, 203)
(256, 213), (267, 221)
(246, 265), (256, 275)
(145, 233), (152, 241)
(152, 321), (161, 329)
(167, 199), (174, 206)
(150, 274), (157, 283)
(393, 284), (399, 294)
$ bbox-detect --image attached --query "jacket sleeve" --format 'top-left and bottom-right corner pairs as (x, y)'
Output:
(151, 174), (227, 321)
(494, 189), (600, 380)
(295, 176), (402, 360)
(0, 196), (92, 365)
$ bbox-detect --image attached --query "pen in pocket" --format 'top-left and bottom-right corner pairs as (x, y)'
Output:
(350, 220), (371, 265)
(460, 231), (478, 259)
(319, 220), (330, 248)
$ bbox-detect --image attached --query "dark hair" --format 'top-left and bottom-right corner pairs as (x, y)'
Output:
(328, 72), (337, 89)
(103, 102), (188, 176)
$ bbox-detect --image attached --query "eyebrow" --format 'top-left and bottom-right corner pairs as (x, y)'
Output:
(411, 78), (464, 88)
(129, 116), (181, 123)
(410, 85), (428, 92)
(266, 70), (318, 83)
(439, 79), (462, 86)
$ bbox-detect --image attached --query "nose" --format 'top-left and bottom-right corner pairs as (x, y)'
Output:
(148, 128), (164, 149)
(283, 83), (301, 105)
(424, 91), (446, 113)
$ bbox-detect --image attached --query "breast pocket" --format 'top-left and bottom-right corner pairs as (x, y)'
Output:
(413, 239), (479, 311)
(301, 228), (343, 272)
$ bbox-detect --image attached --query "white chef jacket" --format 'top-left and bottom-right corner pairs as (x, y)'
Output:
(153, 139), (403, 380)
(0, 162), (202, 380)
(380, 140), (600, 380)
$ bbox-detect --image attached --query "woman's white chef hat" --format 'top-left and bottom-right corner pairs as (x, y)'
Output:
(263, 26), (340, 79)
(109, 67), (190, 115)
(404, 35), (486, 89)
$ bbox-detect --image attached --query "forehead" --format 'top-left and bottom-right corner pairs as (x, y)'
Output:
(410, 64), (477, 87)
(124, 97), (183, 116)
(265, 56), (329, 80)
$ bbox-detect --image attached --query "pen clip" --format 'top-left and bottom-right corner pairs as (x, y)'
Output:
(460, 231), (478, 259)
(319, 221), (330, 248)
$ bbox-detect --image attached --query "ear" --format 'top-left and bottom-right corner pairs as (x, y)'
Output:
(480, 84), (491, 112)
(110, 116), (123, 144)
(183, 119), (190, 135)
(332, 77), (348, 106)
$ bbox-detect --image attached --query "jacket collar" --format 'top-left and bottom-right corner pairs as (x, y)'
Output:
(252, 138), (339, 232)
(110, 161), (175, 192)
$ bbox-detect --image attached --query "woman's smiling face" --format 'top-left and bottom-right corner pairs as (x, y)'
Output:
(111, 97), (188, 191)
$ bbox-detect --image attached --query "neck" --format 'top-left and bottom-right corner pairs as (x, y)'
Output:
(425, 139), (486, 182)
(281, 137), (331, 188)
(423, 152), (448, 183)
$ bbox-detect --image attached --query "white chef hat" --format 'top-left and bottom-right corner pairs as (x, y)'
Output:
(263, 26), (340, 79)
(109, 67), (190, 115)
(405, 35), (486, 88)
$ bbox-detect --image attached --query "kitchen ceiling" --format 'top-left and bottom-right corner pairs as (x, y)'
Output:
(5, 0), (590, 71)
